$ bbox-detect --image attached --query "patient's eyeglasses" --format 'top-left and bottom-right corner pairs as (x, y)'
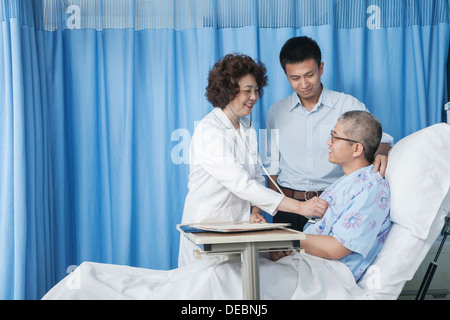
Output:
(330, 131), (361, 144)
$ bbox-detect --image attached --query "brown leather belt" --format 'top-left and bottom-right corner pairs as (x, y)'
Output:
(280, 187), (323, 201)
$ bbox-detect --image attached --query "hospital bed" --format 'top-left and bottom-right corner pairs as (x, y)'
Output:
(43, 123), (450, 300)
(358, 123), (450, 299)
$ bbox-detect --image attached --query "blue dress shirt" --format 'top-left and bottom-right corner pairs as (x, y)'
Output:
(266, 86), (394, 191)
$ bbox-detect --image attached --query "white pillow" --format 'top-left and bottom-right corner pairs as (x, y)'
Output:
(359, 191), (450, 299)
(385, 123), (450, 240)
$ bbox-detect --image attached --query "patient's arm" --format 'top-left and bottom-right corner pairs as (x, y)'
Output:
(300, 234), (352, 260)
(270, 234), (352, 261)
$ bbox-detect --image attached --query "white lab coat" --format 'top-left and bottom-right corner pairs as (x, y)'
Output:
(178, 108), (284, 267)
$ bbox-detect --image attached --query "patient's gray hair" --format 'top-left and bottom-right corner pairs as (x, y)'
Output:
(338, 110), (382, 163)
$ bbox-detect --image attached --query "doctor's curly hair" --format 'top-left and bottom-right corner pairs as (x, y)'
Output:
(206, 53), (268, 109)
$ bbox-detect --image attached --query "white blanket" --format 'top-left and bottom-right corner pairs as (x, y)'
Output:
(42, 252), (369, 300)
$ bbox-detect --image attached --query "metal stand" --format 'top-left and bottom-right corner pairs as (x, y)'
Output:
(445, 102), (450, 125)
(177, 224), (306, 300)
(416, 217), (450, 300)
(242, 242), (260, 300)
(198, 240), (299, 300)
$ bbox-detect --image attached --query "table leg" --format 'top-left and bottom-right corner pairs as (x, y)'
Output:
(242, 242), (260, 300)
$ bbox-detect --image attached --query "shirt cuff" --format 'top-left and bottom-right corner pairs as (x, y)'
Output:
(380, 132), (394, 147)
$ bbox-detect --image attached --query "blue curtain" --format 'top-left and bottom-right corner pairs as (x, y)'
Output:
(1, 0), (449, 300)
(0, 0), (51, 299)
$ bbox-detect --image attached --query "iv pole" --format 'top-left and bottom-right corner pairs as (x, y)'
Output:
(416, 216), (450, 300)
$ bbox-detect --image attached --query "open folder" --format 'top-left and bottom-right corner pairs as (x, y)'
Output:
(179, 221), (290, 233)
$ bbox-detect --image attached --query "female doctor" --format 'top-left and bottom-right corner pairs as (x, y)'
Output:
(178, 54), (329, 267)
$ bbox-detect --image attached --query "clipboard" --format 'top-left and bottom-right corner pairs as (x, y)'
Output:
(178, 221), (290, 233)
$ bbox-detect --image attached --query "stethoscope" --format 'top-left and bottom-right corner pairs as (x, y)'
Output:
(226, 105), (278, 186)
(226, 105), (319, 224)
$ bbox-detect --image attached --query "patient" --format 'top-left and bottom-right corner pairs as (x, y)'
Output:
(43, 110), (391, 300)
(271, 110), (391, 281)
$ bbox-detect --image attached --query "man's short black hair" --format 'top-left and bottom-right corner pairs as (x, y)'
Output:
(279, 36), (322, 72)
(338, 111), (382, 163)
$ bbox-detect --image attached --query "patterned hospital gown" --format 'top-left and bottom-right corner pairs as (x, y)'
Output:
(304, 164), (391, 281)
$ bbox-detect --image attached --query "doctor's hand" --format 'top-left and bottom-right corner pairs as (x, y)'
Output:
(277, 196), (329, 219)
(298, 197), (329, 219)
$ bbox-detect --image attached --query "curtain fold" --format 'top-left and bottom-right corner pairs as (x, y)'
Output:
(0, 0), (51, 299)
(0, 0), (449, 299)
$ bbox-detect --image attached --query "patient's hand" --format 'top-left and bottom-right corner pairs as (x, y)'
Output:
(269, 250), (291, 262)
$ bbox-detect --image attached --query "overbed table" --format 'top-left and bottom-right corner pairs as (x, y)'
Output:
(177, 224), (307, 300)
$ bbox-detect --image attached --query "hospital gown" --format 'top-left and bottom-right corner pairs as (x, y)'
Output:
(304, 164), (391, 281)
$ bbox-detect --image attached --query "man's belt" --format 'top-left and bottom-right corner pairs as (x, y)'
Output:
(280, 187), (323, 201)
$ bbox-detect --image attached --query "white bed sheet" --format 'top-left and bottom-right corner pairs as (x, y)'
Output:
(43, 252), (367, 300)
(40, 190), (449, 301)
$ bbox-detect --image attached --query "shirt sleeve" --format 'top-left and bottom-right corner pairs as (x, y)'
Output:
(330, 183), (390, 258)
(380, 132), (394, 146)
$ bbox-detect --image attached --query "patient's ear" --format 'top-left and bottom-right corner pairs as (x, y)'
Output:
(352, 142), (364, 158)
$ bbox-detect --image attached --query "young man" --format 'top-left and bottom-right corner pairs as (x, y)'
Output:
(267, 36), (394, 231)
(271, 110), (391, 281)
